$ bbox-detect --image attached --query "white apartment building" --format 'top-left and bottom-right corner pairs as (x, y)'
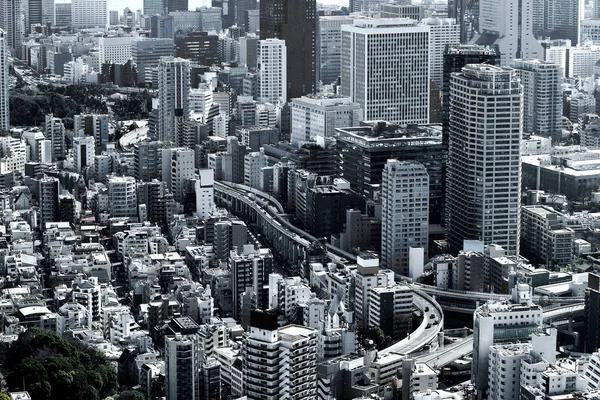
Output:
(290, 94), (362, 146)
(512, 59), (563, 140)
(98, 36), (134, 64)
(0, 31), (8, 131)
(195, 169), (214, 221)
(71, 0), (107, 29)
(381, 160), (429, 276)
(421, 18), (460, 87)
(243, 150), (268, 190)
(107, 176), (137, 218)
(161, 147), (195, 202)
(546, 43), (600, 78)
(341, 19), (430, 124)
(354, 255), (394, 331)
(158, 57), (190, 145)
(257, 39), (287, 104)
(72, 136), (95, 174)
(45, 114), (66, 162)
(446, 65), (522, 255)
(521, 205), (574, 266)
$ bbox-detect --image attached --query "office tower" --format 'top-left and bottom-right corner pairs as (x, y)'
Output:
(54, 2), (71, 26)
(521, 205), (574, 266)
(150, 14), (173, 38)
(349, 0), (401, 12)
(98, 36), (133, 65)
(198, 7), (221, 31)
(341, 19), (430, 124)
(5, 0), (28, 58)
(175, 32), (219, 66)
(448, 0), (479, 43)
(167, 0), (187, 12)
(381, 160), (429, 276)
(108, 10), (119, 25)
(134, 140), (164, 181)
(45, 114), (66, 161)
(239, 36), (258, 69)
(260, 0), (317, 99)
(422, 18), (460, 87)
(132, 38), (174, 83)
(158, 57), (190, 145)
(164, 317), (202, 400)
(534, 0), (583, 46)
(73, 114), (109, 154)
(144, 0), (164, 15)
(72, 136), (95, 174)
(257, 39), (287, 104)
(242, 310), (318, 400)
(71, 0), (107, 29)
(107, 176), (137, 218)
(230, 245), (273, 319)
(473, 284), (543, 399)
(0, 31), (8, 132)
(317, 16), (354, 85)
(336, 123), (444, 224)
(29, 0), (43, 25)
(161, 147), (194, 202)
(39, 177), (59, 228)
(41, 0), (54, 24)
(512, 59), (563, 141)
(234, 0), (257, 31)
(473, 0), (543, 65)
(447, 64), (522, 256)
(195, 169), (214, 221)
(290, 95), (362, 146)
(596, 0), (600, 19)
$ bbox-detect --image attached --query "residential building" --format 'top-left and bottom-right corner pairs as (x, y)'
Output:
(45, 114), (66, 162)
(0, 31), (8, 132)
(161, 147), (194, 203)
(368, 284), (413, 341)
(72, 136), (95, 175)
(107, 176), (138, 218)
(257, 39), (287, 104)
(39, 177), (59, 228)
(73, 114), (110, 154)
(158, 57), (190, 145)
(521, 205), (574, 266)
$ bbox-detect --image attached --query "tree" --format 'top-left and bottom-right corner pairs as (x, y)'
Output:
(0, 393), (10, 400)
(116, 390), (146, 400)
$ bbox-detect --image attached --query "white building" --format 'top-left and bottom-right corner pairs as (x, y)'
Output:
(545, 43), (600, 78)
(368, 284), (413, 340)
(195, 169), (214, 221)
(0, 31), (8, 131)
(73, 114), (110, 153)
(158, 57), (190, 145)
(381, 160), (429, 276)
(98, 36), (134, 64)
(512, 59), (563, 140)
(71, 0), (107, 29)
(107, 176), (137, 218)
(421, 18), (460, 87)
(446, 65), (522, 256)
(257, 39), (287, 104)
(63, 58), (89, 84)
(473, 0), (543, 65)
(243, 311), (317, 400)
(521, 205), (574, 266)
(341, 19), (430, 124)
(290, 94), (362, 146)
(354, 255), (394, 331)
(45, 114), (66, 162)
(161, 147), (195, 203)
(165, 318), (202, 400)
(72, 136), (95, 174)
(5, 0), (28, 59)
(244, 150), (268, 190)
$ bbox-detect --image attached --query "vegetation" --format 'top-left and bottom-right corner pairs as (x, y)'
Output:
(0, 329), (118, 400)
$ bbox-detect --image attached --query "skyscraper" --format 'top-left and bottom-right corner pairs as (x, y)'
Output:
(41, 0), (54, 25)
(533, 0), (583, 46)
(317, 16), (354, 85)
(260, 0), (317, 99)
(144, 0), (165, 15)
(234, 0), (257, 32)
(39, 177), (60, 229)
(71, 0), (107, 30)
(158, 57), (190, 145)
(381, 160), (429, 276)
(446, 64), (522, 255)
(257, 39), (287, 104)
(512, 59), (563, 141)
(422, 18), (460, 87)
(29, 0), (43, 26)
(473, 0), (543, 65)
(5, 0), (28, 58)
(341, 19), (430, 124)
(167, 0), (188, 12)
(0, 30), (9, 131)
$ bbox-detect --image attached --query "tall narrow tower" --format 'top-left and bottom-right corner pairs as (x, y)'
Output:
(446, 65), (522, 255)
(0, 30), (8, 131)
(158, 56), (190, 145)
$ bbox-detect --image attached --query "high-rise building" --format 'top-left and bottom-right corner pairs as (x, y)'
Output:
(5, 0), (28, 59)
(242, 310), (318, 400)
(29, 0), (43, 26)
(167, 0), (188, 12)
(54, 2), (71, 26)
(341, 19), (430, 124)
(535, 0), (583, 45)
(234, 0), (257, 32)
(161, 147), (194, 202)
(158, 57), (190, 145)
(0, 31), (8, 132)
(107, 176), (138, 218)
(446, 64), (522, 255)
(381, 160), (429, 276)
(144, 0), (165, 15)
(134, 140), (165, 181)
(422, 18), (460, 87)
(73, 114), (110, 154)
(41, 0), (54, 25)
(45, 114), (66, 161)
(257, 39), (287, 104)
(317, 16), (354, 85)
(353, 254), (394, 332)
(150, 14), (173, 38)
(260, 0), (317, 99)
(512, 59), (563, 141)
(39, 177), (59, 229)
(73, 136), (95, 174)
(71, 0), (107, 30)
(195, 169), (214, 221)
(132, 38), (174, 83)
(98, 36), (133, 65)
(175, 32), (219, 66)
(349, 0), (405, 12)
(230, 245), (273, 319)
(596, 0), (600, 19)
(473, 0), (543, 65)
(164, 317), (202, 400)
